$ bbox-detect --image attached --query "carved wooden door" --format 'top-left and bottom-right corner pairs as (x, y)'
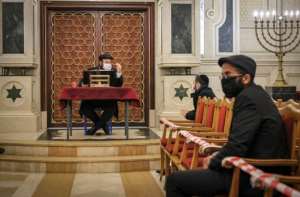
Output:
(47, 10), (148, 127)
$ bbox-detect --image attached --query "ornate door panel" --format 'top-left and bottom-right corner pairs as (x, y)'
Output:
(101, 13), (144, 122)
(49, 12), (97, 125)
(45, 6), (151, 127)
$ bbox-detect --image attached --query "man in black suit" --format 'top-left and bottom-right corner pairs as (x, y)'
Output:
(79, 52), (123, 135)
(183, 74), (216, 120)
(166, 55), (288, 197)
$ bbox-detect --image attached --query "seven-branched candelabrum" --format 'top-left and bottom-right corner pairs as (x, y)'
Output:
(253, 10), (300, 86)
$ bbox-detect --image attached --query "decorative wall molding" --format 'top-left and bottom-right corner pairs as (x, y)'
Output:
(0, 0), (35, 66)
(158, 0), (201, 65)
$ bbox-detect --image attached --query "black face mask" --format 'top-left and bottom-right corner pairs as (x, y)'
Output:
(221, 76), (244, 98)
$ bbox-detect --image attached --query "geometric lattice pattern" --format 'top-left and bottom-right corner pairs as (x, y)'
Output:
(101, 13), (145, 122)
(51, 13), (96, 124)
(50, 12), (145, 124)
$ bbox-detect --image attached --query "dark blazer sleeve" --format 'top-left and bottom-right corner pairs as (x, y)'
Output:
(111, 73), (123, 87)
(209, 95), (261, 170)
(190, 92), (198, 110)
(198, 88), (216, 99)
(198, 91), (214, 99)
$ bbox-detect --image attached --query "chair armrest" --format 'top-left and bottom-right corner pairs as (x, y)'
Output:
(244, 159), (298, 167)
(201, 138), (228, 144)
(176, 127), (214, 132)
(166, 119), (193, 124)
(276, 175), (300, 184)
(174, 123), (203, 127)
(191, 132), (227, 138)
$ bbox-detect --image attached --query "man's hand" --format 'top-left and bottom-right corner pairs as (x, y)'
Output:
(115, 63), (122, 73)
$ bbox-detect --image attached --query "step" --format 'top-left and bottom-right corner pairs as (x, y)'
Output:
(0, 139), (160, 147)
(0, 154), (160, 173)
(0, 139), (160, 157)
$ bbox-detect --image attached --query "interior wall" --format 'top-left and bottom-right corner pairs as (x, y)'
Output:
(156, 0), (300, 127)
(1, 0), (300, 131)
(192, 0), (300, 98)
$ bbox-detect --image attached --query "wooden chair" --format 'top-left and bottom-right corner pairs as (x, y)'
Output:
(223, 157), (300, 197)
(159, 96), (208, 147)
(177, 98), (234, 138)
(275, 99), (300, 109)
(171, 131), (223, 171)
(164, 98), (234, 172)
(275, 100), (300, 157)
(159, 97), (216, 179)
(160, 96), (208, 128)
(260, 175), (300, 197)
(224, 104), (300, 197)
(160, 97), (234, 178)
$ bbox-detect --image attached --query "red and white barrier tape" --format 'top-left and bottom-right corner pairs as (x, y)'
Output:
(179, 130), (221, 152)
(160, 118), (179, 129)
(223, 156), (300, 197)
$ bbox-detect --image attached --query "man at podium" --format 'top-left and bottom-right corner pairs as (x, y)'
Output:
(79, 52), (123, 135)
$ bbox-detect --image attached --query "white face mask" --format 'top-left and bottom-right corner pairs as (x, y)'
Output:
(103, 63), (112, 71)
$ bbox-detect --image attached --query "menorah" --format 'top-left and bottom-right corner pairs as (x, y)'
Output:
(254, 10), (300, 86)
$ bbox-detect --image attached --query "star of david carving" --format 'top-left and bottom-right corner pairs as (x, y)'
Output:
(6, 85), (22, 102)
(174, 84), (189, 101)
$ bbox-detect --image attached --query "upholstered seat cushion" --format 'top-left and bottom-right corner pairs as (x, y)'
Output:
(166, 144), (174, 153)
(182, 155), (206, 169)
(175, 143), (195, 156)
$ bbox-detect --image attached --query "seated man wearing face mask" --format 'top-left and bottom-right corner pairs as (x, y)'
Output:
(79, 52), (123, 135)
(166, 55), (288, 197)
(183, 74), (216, 120)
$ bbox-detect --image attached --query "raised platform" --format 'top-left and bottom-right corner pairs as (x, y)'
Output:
(42, 127), (159, 141)
(0, 138), (160, 173)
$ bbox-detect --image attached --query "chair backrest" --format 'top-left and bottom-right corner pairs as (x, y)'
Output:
(223, 98), (235, 135)
(194, 96), (207, 123)
(275, 99), (300, 109)
(278, 104), (300, 159)
(212, 98), (235, 133)
(274, 99), (283, 108)
(202, 98), (218, 127)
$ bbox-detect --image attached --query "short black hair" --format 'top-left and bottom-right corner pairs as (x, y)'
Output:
(195, 74), (209, 85)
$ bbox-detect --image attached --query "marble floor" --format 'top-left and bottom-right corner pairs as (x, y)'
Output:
(0, 128), (165, 196)
(0, 171), (165, 197)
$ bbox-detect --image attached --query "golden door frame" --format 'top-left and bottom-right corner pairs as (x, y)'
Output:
(40, 1), (155, 127)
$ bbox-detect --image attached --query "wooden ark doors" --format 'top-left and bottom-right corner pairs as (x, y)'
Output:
(41, 2), (155, 127)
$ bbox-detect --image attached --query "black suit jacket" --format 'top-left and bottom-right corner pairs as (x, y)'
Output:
(191, 85), (216, 110)
(209, 83), (288, 173)
(79, 66), (123, 118)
